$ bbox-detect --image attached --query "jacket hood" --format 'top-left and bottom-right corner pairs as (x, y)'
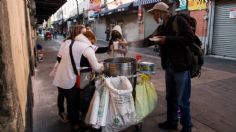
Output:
(74, 34), (92, 46)
(112, 25), (123, 36)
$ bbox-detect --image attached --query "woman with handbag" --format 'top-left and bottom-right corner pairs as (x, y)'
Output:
(51, 25), (87, 123)
(53, 25), (104, 132)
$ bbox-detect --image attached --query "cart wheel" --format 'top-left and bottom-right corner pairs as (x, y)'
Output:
(135, 123), (143, 131)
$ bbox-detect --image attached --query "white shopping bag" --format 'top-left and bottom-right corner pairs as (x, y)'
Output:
(85, 78), (109, 128)
(103, 76), (136, 132)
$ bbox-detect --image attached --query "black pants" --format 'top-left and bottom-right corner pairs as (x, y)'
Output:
(57, 86), (80, 126)
(57, 88), (65, 113)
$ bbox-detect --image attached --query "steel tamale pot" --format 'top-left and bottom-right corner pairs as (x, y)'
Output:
(103, 57), (137, 88)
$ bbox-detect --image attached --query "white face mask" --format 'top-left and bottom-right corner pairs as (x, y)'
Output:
(158, 18), (164, 26)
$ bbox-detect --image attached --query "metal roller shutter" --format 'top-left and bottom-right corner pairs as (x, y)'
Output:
(212, 0), (236, 58)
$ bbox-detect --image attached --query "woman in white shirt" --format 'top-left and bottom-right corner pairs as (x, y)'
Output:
(51, 25), (87, 124)
(53, 25), (103, 132)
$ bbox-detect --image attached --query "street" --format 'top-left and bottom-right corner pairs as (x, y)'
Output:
(33, 37), (236, 132)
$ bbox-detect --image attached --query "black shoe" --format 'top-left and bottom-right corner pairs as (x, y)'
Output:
(71, 128), (80, 132)
(158, 121), (178, 130)
(80, 126), (90, 132)
(181, 127), (192, 132)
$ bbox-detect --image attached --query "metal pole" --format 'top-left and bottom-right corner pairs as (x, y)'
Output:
(206, 0), (215, 55)
(76, 0), (79, 17)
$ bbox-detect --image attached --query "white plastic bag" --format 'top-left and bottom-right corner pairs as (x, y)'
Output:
(103, 76), (136, 132)
(85, 78), (109, 128)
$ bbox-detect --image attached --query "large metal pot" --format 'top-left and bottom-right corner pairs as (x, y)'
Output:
(103, 57), (137, 88)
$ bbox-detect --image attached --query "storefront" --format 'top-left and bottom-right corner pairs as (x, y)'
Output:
(94, 1), (139, 42)
(209, 0), (236, 59)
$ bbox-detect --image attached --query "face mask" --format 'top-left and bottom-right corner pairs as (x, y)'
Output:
(158, 18), (164, 26)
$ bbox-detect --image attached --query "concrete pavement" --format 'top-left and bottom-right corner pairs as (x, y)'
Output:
(33, 37), (236, 132)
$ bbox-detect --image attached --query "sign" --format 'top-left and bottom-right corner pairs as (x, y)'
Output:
(179, 0), (187, 10)
(89, 0), (101, 12)
(230, 8), (236, 19)
(107, 0), (133, 10)
(175, 0), (187, 11)
(188, 0), (208, 11)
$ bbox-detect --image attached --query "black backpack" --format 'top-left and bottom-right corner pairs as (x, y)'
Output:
(173, 14), (204, 78)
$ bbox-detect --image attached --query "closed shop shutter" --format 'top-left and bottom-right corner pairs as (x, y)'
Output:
(212, 0), (236, 58)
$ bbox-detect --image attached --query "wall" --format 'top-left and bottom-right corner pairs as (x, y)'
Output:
(122, 13), (139, 42)
(143, 9), (158, 38)
(190, 10), (208, 49)
(0, 0), (35, 131)
(94, 17), (107, 41)
(190, 10), (208, 37)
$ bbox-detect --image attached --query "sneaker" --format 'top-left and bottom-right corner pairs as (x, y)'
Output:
(158, 121), (178, 130)
(181, 127), (192, 132)
(58, 112), (69, 123)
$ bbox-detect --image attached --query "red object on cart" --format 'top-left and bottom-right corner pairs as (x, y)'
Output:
(135, 53), (142, 63)
(45, 31), (52, 40)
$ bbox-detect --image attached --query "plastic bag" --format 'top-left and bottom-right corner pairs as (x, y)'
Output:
(135, 74), (157, 122)
(85, 78), (109, 128)
(103, 76), (136, 132)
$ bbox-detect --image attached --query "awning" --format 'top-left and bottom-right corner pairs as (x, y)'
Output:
(90, 12), (100, 18)
(100, 9), (116, 17)
(133, 0), (161, 6)
(99, 2), (133, 17)
(116, 2), (133, 12)
(35, 0), (66, 24)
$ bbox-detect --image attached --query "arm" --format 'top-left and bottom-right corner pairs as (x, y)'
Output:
(129, 26), (160, 47)
(83, 47), (104, 72)
(117, 39), (129, 46)
(95, 47), (109, 54)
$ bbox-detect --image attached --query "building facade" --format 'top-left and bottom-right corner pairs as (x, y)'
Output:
(207, 0), (236, 59)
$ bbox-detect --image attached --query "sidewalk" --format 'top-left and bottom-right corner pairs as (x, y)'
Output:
(33, 38), (236, 132)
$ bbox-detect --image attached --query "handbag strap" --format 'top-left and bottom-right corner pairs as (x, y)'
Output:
(69, 40), (78, 75)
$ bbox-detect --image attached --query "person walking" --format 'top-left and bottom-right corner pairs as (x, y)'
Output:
(53, 25), (103, 132)
(105, 27), (110, 41)
(147, 2), (194, 132)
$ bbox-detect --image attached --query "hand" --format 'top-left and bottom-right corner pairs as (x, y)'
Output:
(158, 36), (166, 45)
(149, 36), (166, 45)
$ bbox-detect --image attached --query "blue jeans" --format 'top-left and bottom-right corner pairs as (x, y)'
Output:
(165, 67), (192, 128)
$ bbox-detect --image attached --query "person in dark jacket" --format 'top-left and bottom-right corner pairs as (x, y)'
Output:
(148, 2), (194, 132)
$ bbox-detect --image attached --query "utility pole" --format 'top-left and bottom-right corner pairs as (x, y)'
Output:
(75, 0), (79, 18)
